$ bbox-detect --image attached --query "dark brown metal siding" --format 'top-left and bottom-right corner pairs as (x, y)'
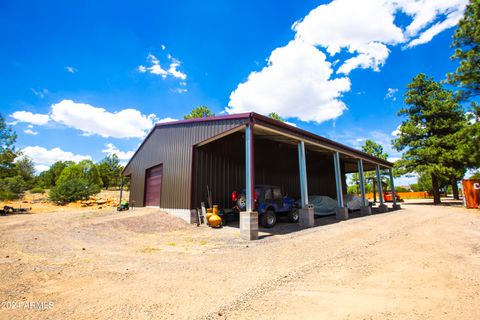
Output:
(192, 133), (246, 209)
(123, 119), (247, 208)
(191, 133), (340, 209)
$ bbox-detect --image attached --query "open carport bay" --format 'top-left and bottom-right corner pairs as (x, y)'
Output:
(191, 126), (377, 213)
(0, 201), (479, 320)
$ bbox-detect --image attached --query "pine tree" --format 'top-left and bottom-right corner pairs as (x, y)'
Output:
(98, 154), (122, 189)
(448, 0), (480, 100)
(184, 106), (214, 119)
(447, 0), (480, 182)
(393, 74), (468, 204)
(268, 112), (285, 122)
(0, 113), (18, 178)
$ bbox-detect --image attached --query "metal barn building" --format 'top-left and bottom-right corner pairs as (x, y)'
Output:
(123, 113), (399, 240)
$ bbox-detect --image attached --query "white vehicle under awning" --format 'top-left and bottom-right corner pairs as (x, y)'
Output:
(307, 194), (366, 216)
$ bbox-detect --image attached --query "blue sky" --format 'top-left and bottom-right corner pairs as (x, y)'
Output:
(0, 0), (468, 184)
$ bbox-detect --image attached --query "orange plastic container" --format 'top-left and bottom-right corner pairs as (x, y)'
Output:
(462, 179), (480, 209)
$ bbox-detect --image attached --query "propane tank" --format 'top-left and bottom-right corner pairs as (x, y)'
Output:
(208, 205), (222, 228)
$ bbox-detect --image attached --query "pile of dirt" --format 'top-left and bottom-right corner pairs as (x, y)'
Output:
(91, 210), (192, 233)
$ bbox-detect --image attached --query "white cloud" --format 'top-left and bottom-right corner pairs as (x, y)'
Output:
(227, 40), (351, 123)
(102, 143), (135, 161)
(406, 8), (466, 48)
(24, 129), (38, 135)
(387, 157), (400, 163)
(292, 0), (467, 71)
(167, 58), (187, 80)
(161, 44), (166, 50)
(293, 0), (404, 74)
(138, 54), (168, 77)
(10, 111), (49, 125)
(66, 66), (77, 73)
(30, 88), (48, 99)
(138, 53), (187, 80)
(227, 0), (467, 123)
(156, 117), (178, 124)
(336, 42), (390, 74)
(384, 87), (399, 101)
(50, 99), (156, 138)
(172, 88), (188, 94)
(391, 124), (401, 137)
(22, 146), (92, 169)
(400, 0), (468, 47)
(466, 112), (477, 124)
(34, 164), (50, 173)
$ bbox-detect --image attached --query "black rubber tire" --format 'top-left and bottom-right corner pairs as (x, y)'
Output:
(288, 208), (299, 223)
(260, 209), (276, 228)
(236, 194), (247, 211)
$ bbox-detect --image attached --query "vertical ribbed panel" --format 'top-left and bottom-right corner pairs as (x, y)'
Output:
(124, 118), (346, 210)
(124, 119), (247, 208)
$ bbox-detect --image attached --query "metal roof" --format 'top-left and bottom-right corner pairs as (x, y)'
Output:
(123, 112), (393, 173)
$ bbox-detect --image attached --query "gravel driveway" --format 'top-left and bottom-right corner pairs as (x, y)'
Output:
(0, 201), (479, 319)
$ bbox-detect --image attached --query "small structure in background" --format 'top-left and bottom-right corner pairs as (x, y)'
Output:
(462, 179), (480, 209)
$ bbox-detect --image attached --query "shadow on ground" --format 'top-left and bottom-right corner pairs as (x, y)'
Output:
(222, 205), (402, 239)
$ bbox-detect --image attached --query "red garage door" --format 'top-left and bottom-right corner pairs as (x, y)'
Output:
(145, 165), (163, 206)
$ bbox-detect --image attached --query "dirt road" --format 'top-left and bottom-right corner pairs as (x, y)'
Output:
(0, 202), (479, 319)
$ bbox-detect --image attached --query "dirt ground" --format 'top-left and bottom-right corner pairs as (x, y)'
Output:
(0, 200), (479, 319)
(0, 189), (129, 214)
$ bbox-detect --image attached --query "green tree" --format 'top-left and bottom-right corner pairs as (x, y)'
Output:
(14, 155), (35, 188)
(348, 140), (388, 198)
(458, 102), (480, 174)
(417, 174), (433, 193)
(0, 176), (26, 200)
(50, 161), (101, 203)
(0, 113), (18, 178)
(98, 154), (122, 189)
(448, 0), (480, 100)
(470, 170), (480, 179)
(447, 0), (480, 184)
(362, 140), (388, 160)
(49, 178), (99, 204)
(78, 160), (103, 187)
(393, 74), (469, 204)
(268, 112), (285, 122)
(184, 106), (214, 119)
(37, 161), (74, 188)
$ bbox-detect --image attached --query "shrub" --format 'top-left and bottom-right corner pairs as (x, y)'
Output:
(0, 176), (26, 199)
(30, 187), (45, 194)
(0, 191), (17, 200)
(49, 177), (100, 204)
